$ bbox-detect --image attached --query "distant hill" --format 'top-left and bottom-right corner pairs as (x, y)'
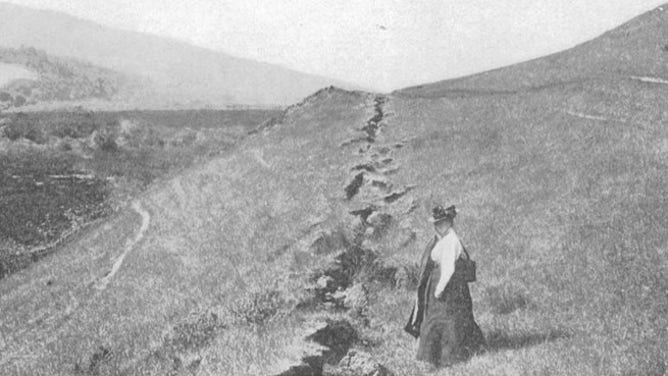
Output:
(397, 4), (668, 97)
(0, 46), (134, 110)
(0, 2), (359, 108)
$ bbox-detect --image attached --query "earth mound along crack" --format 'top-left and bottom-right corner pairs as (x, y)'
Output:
(341, 95), (415, 211)
(277, 95), (413, 376)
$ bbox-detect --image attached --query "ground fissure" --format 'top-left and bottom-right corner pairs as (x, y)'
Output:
(273, 94), (424, 376)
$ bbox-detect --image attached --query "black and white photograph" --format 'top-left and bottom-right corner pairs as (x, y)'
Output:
(0, 1), (667, 375)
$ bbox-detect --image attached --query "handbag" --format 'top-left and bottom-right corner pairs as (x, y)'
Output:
(455, 246), (476, 283)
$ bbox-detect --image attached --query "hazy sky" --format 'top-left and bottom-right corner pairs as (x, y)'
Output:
(4, 0), (665, 90)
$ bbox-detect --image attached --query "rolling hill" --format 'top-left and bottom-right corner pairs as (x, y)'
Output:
(397, 4), (668, 98)
(0, 2), (358, 108)
(1, 4), (667, 376)
(0, 46), (135, 110)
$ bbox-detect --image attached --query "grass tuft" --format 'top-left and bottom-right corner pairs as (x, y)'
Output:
(485, 284), (531, 315)
(170, 312), (226, 351)
(485, 329), (570, 352)
(229, 290), (289, 327)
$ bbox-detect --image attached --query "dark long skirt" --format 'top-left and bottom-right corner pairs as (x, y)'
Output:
(416, 263), (485, 367)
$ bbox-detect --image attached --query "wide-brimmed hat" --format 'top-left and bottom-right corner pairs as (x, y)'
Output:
(430, 205), (457, 223)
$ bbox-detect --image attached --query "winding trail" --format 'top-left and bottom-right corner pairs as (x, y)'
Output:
(94, 201), (150, 290)
(630, 75), (668, 85)
(564, 110), (609, 122)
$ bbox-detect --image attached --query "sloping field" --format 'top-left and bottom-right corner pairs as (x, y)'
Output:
(1, 4), (668, 376)
(0, 62), (36, 87)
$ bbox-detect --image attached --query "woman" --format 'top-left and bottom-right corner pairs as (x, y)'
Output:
(405, 205), (485, 367)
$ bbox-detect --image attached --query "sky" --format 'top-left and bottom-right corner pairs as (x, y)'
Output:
(3, 0), (665, 91)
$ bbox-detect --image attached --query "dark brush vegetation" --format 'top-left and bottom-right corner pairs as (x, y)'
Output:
(0, 152), (109, 245)
(0, 108), (280, 278)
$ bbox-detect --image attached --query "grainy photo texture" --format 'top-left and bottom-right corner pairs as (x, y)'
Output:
(0, 1), (667, 375)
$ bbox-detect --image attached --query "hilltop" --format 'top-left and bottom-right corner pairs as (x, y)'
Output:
(0, 2), (358, 108)
(1, 4), (667, 376)
(398, 4), (668, 97)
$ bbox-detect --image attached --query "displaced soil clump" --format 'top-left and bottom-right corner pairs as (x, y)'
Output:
(275, 320), (358, 376)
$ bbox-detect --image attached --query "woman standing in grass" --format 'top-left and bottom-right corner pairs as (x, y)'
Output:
(405, 205), (485, 367)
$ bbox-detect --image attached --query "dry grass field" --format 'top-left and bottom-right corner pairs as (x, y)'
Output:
(1, 5), (668, 376)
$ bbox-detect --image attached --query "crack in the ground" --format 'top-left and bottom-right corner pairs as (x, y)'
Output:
(383, 185), (415, 204)
(343, 96), (391, 201)
(277, 95), (413, 376)
(344, 172), (365, 200)
(342, 95), (415, 211)
(360, 96), (387, 143)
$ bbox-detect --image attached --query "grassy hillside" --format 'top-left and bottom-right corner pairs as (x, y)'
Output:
(397, 5), (668, 98)
(1, 5), (667, 376)
(0, 2), (359, 107)
(1, 79), (666, 375)
(374, 80), (668, 375)
(0, 47), (133, 110)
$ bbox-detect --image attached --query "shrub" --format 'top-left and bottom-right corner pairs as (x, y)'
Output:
(73, 345), (113, 376)
(396, 262), (421, 290)
(332, 246), (396, 286)
(23, 125), (46, 144)
(486, 283), (530, 314)
(229, 290), (286, 327)
(169, 312), (225, 351)
(93, 127), (118, 152)
(2, 122), (22, 140)
(57, 139), (73, 151)
(139, 127), (164, 149)
(52, 116), (97, 139)
(2, 114), (46, 144)
(13, 95), (26, 107)
(309, 229), (350, 255)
